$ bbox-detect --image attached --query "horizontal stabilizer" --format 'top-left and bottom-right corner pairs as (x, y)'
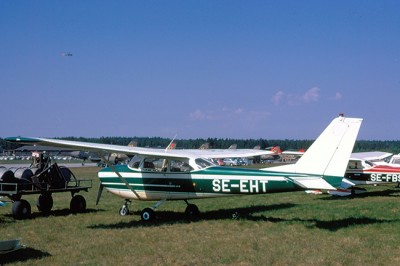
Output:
(305, 190), (323, 195)
(340, 178), (355, 189)
(291, 177), (336, 190)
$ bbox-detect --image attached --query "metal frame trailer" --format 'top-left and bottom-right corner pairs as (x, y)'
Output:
(0, 163), (92, 219)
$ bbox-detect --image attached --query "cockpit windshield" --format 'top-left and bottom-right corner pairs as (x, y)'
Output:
(364, 160), (374, 167)
(128, 155), (141, 169)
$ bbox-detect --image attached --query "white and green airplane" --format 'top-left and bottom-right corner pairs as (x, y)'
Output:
(5, 115), (362, 221)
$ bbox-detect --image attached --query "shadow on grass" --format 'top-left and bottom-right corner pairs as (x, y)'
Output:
(88, 203), (296, 229)
(88, 202), (399, 232)
(320, 189), (400, 201)
(248, 215), (396, 231)
(314, 217), (393, 231)
(0, 217), (16, 225)
(1, 208), (103, 221)
(350, 188), (400, 198)
(0, 247), (51, 264)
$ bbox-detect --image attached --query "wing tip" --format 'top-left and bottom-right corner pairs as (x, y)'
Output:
(5, 137), (40, 143)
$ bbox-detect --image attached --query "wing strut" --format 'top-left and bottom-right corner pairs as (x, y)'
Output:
(100, 154), (142, 200)
(95, 183), (104, 205)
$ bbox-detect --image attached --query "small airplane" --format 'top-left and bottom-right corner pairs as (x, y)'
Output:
(67, 150), (101, 164)
(5, 115), (363, 221)
(61, 52), (73, 57)
(351, 151), (393, 163)
(68, 139), (141, 165)
(328, 154), (400, 196)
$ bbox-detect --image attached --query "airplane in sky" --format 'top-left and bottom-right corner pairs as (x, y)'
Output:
(5, 115), (363, 221)
(61, 52), (73, 57)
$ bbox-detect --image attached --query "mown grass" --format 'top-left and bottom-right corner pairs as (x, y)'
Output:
(1, 166), (400, 265)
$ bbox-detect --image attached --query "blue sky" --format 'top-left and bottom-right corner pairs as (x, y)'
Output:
(1, 1), (399, 140)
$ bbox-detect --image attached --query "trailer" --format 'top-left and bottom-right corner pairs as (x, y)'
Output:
(0, 156), (92, 219)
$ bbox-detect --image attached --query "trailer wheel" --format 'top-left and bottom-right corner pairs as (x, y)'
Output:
(36, 194), (53, 213)
(12, 200), (31, 219)
(70, 195), (86, 213)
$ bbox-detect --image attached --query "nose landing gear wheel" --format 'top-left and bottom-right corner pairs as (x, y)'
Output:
(119, 205), (129, 216)
(141, 208), (155, 221)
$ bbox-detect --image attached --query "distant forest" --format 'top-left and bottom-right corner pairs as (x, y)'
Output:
(2, 137), (400, 154)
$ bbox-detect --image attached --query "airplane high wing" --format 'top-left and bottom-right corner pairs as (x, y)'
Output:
(350, 151), (393, 162)
(5, 115), (363, 221)
(5, 137), (273, 160)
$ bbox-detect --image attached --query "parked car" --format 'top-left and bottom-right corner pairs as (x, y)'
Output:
(223, 158), (238, 166)
(236, 158), (249, 165)
(214, 159), (225, 166)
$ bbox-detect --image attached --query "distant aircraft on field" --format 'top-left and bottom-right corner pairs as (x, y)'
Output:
(328, 152), (400, 196)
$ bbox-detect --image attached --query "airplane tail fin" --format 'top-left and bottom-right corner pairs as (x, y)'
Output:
(271, 146), (282, 154)
(228, 144), (237, 149)
(265, 115), (363, 189)
(291, 115), (362, 177)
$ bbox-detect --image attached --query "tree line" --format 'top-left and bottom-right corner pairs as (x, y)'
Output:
(2, 137), (400, 154)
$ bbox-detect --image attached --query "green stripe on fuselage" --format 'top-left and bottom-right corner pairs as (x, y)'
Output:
(99, 166), (304, 195)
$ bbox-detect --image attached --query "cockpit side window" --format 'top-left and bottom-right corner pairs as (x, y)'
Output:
(347, 160), (361, 169)
(170, 159), (193, 172)
(129, 156), (201, 172)
(140, 158), (170, 172)
(392, 159), (400, 165)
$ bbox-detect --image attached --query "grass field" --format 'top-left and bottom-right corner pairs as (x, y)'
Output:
(1, 166), (400, 265)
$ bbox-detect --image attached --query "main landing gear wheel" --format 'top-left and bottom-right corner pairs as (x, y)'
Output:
(141, 208), (155, 222)
(119, 205), (129, 216)
(70, 194), (86, 214)
(12, 199), (31, 220)
(185, 204), (200, 216)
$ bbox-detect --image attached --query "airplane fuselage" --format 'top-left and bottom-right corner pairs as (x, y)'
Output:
(345, 165), (400, 185)
(99, 165), (309, 201)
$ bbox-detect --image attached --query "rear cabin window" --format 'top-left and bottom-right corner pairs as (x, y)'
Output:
(195, 158), (214, 169)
